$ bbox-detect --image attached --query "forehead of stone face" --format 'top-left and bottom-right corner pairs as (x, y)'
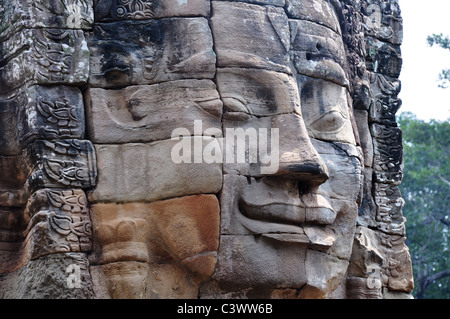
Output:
(211, 1), (291, 73)
(286, 0), (342, 35)
(290, 19), (348, 87)
(289, 0), (348, 87)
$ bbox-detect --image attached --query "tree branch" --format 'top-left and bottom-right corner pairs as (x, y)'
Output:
(439, 217), (450, 227)
(426, 269), (450, 285)
(438, 175), (450, 187)
(417, 269), (450, 299)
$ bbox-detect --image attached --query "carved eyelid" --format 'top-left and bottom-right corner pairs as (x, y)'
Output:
(221, 94), (250, 114)
(309, 107), (348, 122)
(307, 108), (348, 133)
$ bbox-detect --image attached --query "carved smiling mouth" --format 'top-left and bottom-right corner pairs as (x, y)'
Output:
(237, 193), (337, 249)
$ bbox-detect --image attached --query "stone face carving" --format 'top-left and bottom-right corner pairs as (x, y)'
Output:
(85, 80), (222, 143)
(87, 18), (216, 88)
(90, 195), (219, 298)
(0, 0), (413, 299)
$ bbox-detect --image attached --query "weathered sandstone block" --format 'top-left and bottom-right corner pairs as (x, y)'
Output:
(299, 76), (356, 144)
(361, 0), (403, 45)
(26, 139), (97, 192)
(354, 109), (374, 167)
(371, 123), (403, 185)
(24, 189), (92, 253)
(90, 195), (220, 298)
(0, 252), (94, 298)
(87, 18), (215, 88)
(89, 139), (222, 203)
(285, 0), (341, 34)
(85, 79), (222, 144)
(349, 226), (413, 296)
(290, 20), (348, 87)
(211, 1), (291, 73)
(94, 0), (210, 21)
(0, 188), (92, 273)
(311, 139), (363, 202)
(0, 0), (93, 39)
(217, 68), (301, 117)
(365, 37), (402, 78)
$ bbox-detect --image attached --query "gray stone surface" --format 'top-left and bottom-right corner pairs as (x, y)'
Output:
(0, 0), (413, 299)
(89, 139), (223, 203)
(85, 79), (222, 144)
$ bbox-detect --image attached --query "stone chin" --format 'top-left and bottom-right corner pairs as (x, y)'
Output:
(204, 232), (348, 298)
(204, 197), (349, 298)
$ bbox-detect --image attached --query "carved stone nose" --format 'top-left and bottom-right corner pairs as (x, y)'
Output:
(267, 113), (330, 186)
(276, 160), (329, 185)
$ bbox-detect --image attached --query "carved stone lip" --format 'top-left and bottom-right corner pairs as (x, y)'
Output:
(239, 193), (336, 226)
(239, 201), (307, 225)
(237, 210), (335, 249)
(237, 200), (336, 249)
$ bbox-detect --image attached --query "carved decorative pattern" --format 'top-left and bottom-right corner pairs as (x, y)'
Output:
(25, 189), (92, 254)
(27, 140), (97, 191)
(115, 0), (154, 19)
(32, 29), (73, 82)
(37, 99), (81, 138)
(46, 189), (92, 249)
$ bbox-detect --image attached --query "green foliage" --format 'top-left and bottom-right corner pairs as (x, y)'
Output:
(427, 33), (450, 88)
(398, 112), (450, 299)
(427, 33), (450, 49)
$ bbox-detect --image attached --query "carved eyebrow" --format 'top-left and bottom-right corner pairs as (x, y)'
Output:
(296, 57), (349, 88)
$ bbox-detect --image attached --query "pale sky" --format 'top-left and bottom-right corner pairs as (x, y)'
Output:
(398, 0), (450, 122)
